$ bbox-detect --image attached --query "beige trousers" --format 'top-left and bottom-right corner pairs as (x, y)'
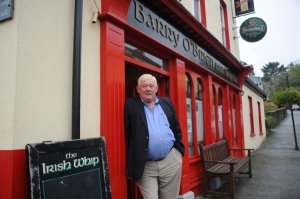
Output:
(136, 148), (183, 199)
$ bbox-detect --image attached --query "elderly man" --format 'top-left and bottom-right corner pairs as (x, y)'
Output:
(124, 74), (185, 199)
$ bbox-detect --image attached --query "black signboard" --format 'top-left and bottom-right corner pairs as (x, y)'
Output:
(0, 0), (14, 22)
(240, 17), (267, 42)
(127, 0), (239, 85)
(26, 137), (111, 199)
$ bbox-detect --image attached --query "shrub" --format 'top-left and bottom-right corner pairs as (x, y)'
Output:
(265, 116), (275, 129)
(264, 101), (278, 112)
(271, 88), (300, 108)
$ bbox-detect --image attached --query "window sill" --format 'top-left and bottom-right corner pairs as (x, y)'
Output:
(250, 133), (256, 137)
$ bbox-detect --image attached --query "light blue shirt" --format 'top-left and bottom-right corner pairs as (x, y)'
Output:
(143, 97), (175, 160)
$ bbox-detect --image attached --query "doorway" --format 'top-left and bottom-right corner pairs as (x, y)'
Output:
(125, 63), (169, 99)
(125, 62), (170, 199)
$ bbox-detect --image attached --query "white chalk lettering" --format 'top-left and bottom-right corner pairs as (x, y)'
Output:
(73, 156), (99, 168)
(42, 160), (72, 175)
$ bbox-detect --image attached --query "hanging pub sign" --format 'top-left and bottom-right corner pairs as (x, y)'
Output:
(234, 0), (255, 17)
(0, 0), (14, 22)
(240, 17), (267, 42)
(26, 137), (111, 199)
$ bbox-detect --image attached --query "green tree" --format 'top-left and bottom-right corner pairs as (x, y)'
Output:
(261, 62), (286, 99)
(271, 88), (300, 108)
(261, 62), (285, 82)
(273, 72), (287, 91)
(287, 62), (300, 87)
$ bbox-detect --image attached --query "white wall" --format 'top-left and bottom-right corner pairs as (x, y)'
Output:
(179, 0), (193, 14)
(242, 85), (266, 150)
(179, 0), (240, 60)
(81, 0), (101, 139)
(0, 0), (100, 150)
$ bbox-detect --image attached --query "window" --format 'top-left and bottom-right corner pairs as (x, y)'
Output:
(218, 88), (224, 139)
(212, 86), (217, 141)
(193, 0), (201, 22)
(258, 101), (263, 134)
(219, 0), (230, 49)
(125, 43), (168, 71)
(191, 0), (206, 25)
(248, 96), (255, 136)
(186, 75), (194, 155)
(196, 79), (204, 146)
(220, 4), (226, 46)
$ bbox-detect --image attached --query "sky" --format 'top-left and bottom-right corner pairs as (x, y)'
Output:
(236, 0), (300, 77)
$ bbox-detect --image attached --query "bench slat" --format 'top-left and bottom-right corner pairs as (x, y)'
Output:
(207, 157), (249, 174)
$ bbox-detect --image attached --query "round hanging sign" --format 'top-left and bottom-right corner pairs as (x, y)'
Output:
(240, 17), (267, 42)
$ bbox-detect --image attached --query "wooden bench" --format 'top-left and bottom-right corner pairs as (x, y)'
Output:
(199, 139), (253, 199)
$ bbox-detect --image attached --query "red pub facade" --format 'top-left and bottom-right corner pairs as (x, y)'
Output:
(0, 0), (254, 198)
(100, 0), (251, 198)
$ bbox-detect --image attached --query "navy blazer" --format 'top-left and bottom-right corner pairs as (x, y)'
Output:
(124, 96), (185, 180)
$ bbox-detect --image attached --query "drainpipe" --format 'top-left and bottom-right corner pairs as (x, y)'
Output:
(72, 0), (83, 139)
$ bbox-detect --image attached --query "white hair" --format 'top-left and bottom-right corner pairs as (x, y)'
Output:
(137, 74), (157, 86)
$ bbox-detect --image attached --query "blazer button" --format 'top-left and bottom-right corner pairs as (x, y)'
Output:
(144, 148), (148, 151)
(146, 136), (149, 139)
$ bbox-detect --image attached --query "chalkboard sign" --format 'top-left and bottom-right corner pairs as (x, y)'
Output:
(26, 137), (111, 199)
(0, 0), (14, 22)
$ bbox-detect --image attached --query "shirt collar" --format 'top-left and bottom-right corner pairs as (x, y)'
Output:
(140, 97), (159, 105)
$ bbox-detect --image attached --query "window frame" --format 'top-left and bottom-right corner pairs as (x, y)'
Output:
(248, 96), (255, 137)
(257, 101), (263, 135)
(219, 0), (231, 50)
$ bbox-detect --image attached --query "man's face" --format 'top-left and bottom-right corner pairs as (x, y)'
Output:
(137, 77), (158, 103)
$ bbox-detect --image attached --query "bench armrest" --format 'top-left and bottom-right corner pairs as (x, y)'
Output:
(229, 148), (253, 157)
(203, 160), (237, 165)
(228, 148), (254, 151)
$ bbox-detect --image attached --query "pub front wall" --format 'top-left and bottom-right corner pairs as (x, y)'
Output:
(0, 1), (100, 198)
(0, 0), (252, 198)
(99, 0), (249, 198)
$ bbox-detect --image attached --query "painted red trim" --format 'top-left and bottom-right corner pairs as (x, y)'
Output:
(101, 0), (130, 22)
(125, 56), (170, 76)
(169, 58), (190, 194)
(230, 92), (239, 146)
(222, 85), (231, 141)
(258, 101), (263, 134)
(203, 75), (214, 144)
(236, 91), (245, 148)
(0, 150), (29, 199)
(200, 0), (207, 27)
(100, 21), (127, 199)
(98, 1), (251, 197)
(101, 0), (246, 72)
(248, 96), (255, 136)
(100, 12), (243, 93)
(0, 150), (13, 199)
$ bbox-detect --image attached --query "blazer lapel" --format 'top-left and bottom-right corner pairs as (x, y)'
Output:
(136, 98), (148, 130)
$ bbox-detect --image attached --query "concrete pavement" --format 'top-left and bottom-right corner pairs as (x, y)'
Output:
(207, 110), (300, 199)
